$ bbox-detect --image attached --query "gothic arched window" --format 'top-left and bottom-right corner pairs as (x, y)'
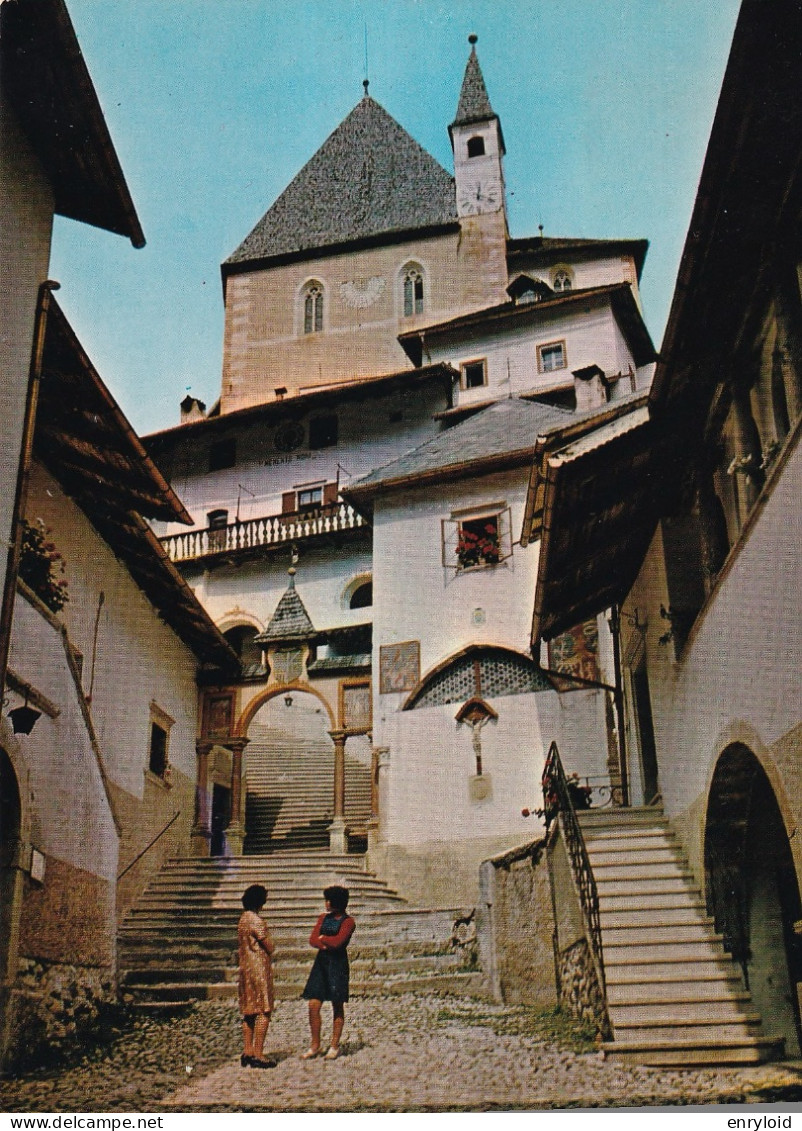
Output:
(303, 281), (324, 334)
(552, 268), (573, 293)
(402, 264), (425, 317)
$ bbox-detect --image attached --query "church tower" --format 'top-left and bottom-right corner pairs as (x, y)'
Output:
(450, 35), (509, 307)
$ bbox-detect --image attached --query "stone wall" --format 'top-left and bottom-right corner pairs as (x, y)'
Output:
(557, 937), (610, 1038)
(476, 838), (557, 1007)
(2, 958), (114, 1073)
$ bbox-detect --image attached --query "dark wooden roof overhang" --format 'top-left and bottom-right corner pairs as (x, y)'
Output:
(527, 400), (677, 646)
(33, 298), (236, 673)
(145, 363), (459, 455)
(0, 0), (145, 247)
(398, 284), (656, 368)
(649, 0), (802, 434)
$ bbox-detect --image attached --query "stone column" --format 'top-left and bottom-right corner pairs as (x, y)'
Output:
(328, 730), (348, 854)
(730, 387), (764, 516)
(366, 745), (386, 853)
(224, 736), (250, 856)
(191, 740), (214, 856)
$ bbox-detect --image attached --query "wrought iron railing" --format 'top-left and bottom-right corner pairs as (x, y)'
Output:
(542, 741), (606, 995)
(161, 502), (368, 563)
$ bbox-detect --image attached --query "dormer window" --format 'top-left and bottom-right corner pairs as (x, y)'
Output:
(402, 264), (425, 317)
(467, 136), (485, 158)
(552, 268), (573, 293)
(303, 281), (324, 333)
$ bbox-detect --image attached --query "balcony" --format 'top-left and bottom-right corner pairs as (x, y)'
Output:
(160, 502), (369, 564)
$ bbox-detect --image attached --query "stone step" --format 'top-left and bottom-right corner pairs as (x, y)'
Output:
(592, 863), (697, 882)
(578, 808), (665, 827)
(588, 848), (684, 867)
(605, 957), (741, 982)
(582, 829), (675, 848)
(601, 1036), (784, 1067)
(598, 892), (707, 913)
(604, 941), (727, 964)
(600, 907), (712, 928)
(596, 877), (701, 897)
(609, 999), (755, 1025)
(602, 923), (722, 946)
(612, 1017), (765, 1044)
(606, 975), (746, 1004)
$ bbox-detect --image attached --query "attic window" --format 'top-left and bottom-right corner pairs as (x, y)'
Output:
(467, 136), (485, 158)
(461, 359), (487, 390)
(309, 414), (338, 449)
(552, 268), (573, 292)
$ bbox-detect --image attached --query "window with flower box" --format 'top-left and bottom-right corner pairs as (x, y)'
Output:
(442, 505), (513, 571)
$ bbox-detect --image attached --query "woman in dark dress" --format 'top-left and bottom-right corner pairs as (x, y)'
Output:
(301, 885), (355, 1060)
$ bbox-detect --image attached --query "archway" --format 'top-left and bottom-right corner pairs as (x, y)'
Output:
(705, 744), (802, 1054)
(241, 691), (370, 854)
(0, 748), (23, 997)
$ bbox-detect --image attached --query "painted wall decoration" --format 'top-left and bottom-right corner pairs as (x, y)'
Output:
(379, 640), (421, 695)
(341, 679), (371, 732)
(547, 619), (600, 689)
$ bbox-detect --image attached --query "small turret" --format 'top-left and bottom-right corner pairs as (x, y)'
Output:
(450, 35), (506, 221)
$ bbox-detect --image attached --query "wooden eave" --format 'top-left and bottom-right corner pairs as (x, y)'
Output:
(37, 298), (192, 526)
(0, 0), (144, 247)
(529, 413), (673, 645)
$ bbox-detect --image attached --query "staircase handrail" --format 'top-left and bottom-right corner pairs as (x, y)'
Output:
(542, 741), (606, 997)
(118, 810), (181, 880)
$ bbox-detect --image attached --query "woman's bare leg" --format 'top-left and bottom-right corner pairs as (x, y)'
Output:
(242, 1016), (255, 1058)
(253, 1012), (270, 1059)
(308, 999), (322, 1051)
(331, 1002), (345, 1050)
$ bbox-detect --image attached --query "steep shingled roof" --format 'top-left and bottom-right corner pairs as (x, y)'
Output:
(225, 95), (457, 270)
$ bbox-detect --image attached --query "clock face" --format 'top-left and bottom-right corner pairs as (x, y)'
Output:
(459, 178), (501, 216)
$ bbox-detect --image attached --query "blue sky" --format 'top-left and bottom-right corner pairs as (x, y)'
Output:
(50, 0), (741, 435)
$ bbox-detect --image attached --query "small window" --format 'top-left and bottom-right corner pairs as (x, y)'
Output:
(461, 360), (487, 390)
(442, 507), (513, 572)
(207, 509), (229, 551)
(309, 414), (338, 449)
(467, 136), (485, 158)
(303, 282), (324, 334)
(208, 438), (236, 471)
(147, 702), (174, 781)
(538, 341), (567, 373)
(403, 265), (424, 317)
(297, 487), (323, 512)
(350, 581), (373, 609)
(553, 268), (573, 293)
(148, 722), (168, 778)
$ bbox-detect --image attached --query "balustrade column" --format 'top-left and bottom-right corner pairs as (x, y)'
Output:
(191, 740), (215, 856)
(328, 730), (348, 854)
(224, 736), (250, 855)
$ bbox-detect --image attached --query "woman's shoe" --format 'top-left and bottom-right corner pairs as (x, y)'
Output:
(300, 1048), (321, 1060)
(324, 1046), (341, 1060)
(240, 1055), (252, 1067)
(250, 1057), (277, 1069)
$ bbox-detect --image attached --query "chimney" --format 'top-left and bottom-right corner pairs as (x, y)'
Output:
(180, 395), (207, 424)
(572, 365), (608, 413)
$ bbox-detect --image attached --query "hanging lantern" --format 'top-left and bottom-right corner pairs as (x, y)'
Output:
(9, 702), (42, 734)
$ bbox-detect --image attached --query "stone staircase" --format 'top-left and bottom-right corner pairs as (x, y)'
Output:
(579, 807), (784, 1066)
(244, 738), (372, 853)
(118, 853), (481, 1007)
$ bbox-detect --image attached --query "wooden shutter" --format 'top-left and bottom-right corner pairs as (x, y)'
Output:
(281, 491), (296, 515)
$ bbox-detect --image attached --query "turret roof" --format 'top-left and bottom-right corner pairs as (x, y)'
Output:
(225, 94), (457, 270)
(452, 39), (494, 126)
(256, 575), (316, 643)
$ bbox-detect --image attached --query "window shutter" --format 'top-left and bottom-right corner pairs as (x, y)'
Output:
(323, 482), (338, 506)
(282, 491), (296, 515)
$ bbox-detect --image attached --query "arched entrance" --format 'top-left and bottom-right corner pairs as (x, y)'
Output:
(705, 744), (802, 1055)
(242, 691), (371, 854)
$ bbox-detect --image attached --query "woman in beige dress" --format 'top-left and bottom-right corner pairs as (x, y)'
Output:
(238, 883), (275, 1068)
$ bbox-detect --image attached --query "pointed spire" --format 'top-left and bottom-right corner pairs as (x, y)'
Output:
(254, 546), (316, 644)
(452, 34), (494, 126)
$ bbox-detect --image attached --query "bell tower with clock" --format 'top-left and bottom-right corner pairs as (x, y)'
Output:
(450, 35), (510, 307)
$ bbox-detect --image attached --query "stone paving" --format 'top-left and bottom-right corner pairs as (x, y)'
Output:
(2, 996), (802, 1112)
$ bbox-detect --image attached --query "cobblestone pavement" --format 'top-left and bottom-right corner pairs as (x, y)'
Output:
(2, 996), (802, 1113)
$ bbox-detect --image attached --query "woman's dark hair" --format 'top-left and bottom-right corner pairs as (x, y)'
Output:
(242, 883), (268, 911)
(323, 885), (349, 913)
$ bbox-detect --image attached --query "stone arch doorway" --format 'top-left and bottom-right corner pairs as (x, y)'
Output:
(705, 743), (802, 1055)
(242, 691), (370, 854)
(0, 748), (23, 1030)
